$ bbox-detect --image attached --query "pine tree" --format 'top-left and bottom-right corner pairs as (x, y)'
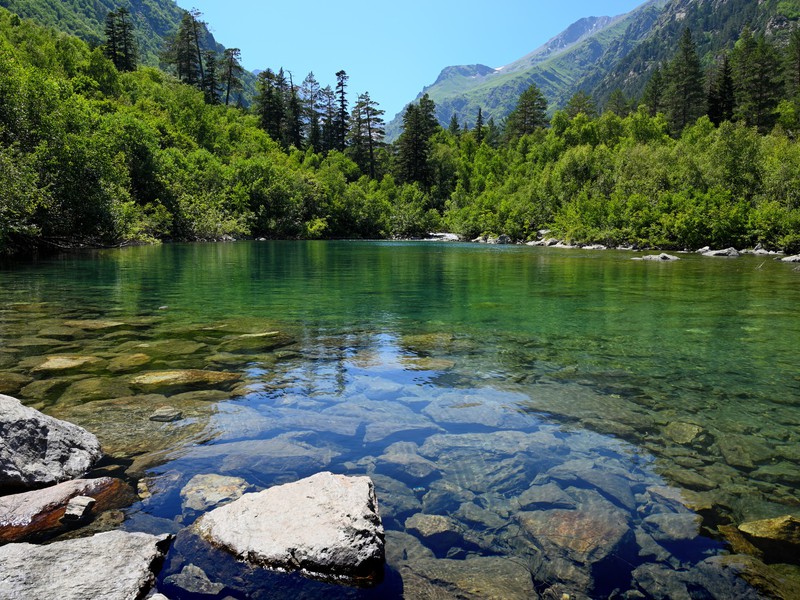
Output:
(202, 51), (221, 104)
(221, 48), (244, 106)
(485, 117), (501, 148)
(475, 107), (485, 144)
(787, 27), (800, 99)
(448, 113), (461, 136)
(284, 71), (303, 149)
(334, 70), (349, 152)
(188, 9), (206, 91)
(104, 11), (118, 68)
(255, 69), (285, 142)
(733, 29), (782, 132)
(565, 90), (598, 118)
(104, 9), (137, 72)
(605, 89), (631, 117)
(320, 85), (337, 153)
(642, 65), (666, 116)
(707, 54), (735, 126)
(165, 12), (201, 85)
(397, 94), (439, 187)
(116, 8), (137, 72)
(348, 92), (385, 178)
(664, 28), (705, 133)
(505, 83), (548, 139)
(301, 72), (322, 150)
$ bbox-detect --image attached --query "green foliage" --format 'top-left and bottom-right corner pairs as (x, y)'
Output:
(1, 6), (800, 258)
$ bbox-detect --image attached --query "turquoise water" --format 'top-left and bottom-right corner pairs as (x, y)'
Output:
(2, 241), (799, 598)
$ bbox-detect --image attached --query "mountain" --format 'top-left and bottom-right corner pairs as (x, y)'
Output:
(593, 0), (800, 104)
(385, 0), (667, 140)
(0, 0), (259, 100)
(387, 0), (800, 141)
(0, 0), (219, 66)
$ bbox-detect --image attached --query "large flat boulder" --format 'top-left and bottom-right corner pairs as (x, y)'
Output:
(0, 477), (136, 543)
(0, 394), (102, 492)
(193, 472), (384, 584)
(0, 530), (171, 600)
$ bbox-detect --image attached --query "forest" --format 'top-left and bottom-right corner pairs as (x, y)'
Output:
(1, 6), (800, 256)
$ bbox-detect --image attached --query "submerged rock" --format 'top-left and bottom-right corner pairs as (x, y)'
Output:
(516, 505), (631, 565)
(31, 355), (104, 373)
(0, 394), (102, 492)
(0, 530), (170, 600)
(180, 473), (251, 513)
(399, 555), (536, 600)
(130, 369), (240, 391)
(0, 477), (135, 542)
(163, 563), (225, 596)
(405, 513), (466, 555)
(193, 472), (384, 583)
(738, 515), (800, 561)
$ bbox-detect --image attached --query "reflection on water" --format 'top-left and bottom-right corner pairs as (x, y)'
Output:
(1, 241), (799, 598)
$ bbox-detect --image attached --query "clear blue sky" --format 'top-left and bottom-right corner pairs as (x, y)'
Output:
(176, 0), (645, 120)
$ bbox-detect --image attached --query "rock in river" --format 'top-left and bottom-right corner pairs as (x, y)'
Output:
(180, 473), (251, 513)
(0, 394), (102, 492)
(738, 515), (800, 561)
(0, 477), (136, 543)
(193, 472), (384, 583)
(130, 369), (240, 392)
(0, 530), (171, 600)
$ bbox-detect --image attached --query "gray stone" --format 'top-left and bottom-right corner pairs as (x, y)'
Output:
(180, 473), (251, 513)
(376, 442), (439, 482)
(183, 434), (337, 476)
(370, 475), (422, 528)
(702, 247), (740, 257)
(642, 512), (701, 542)
(516, 482), (577, 510)
(62, 495), (96, 522)
(164, 564), (224, 596)
(193, 472), (384, 583)
(149, 406), (183, 422)
(780, 255), (800, 263)
(0, 394), (102, 492)
(664, 421), (705, 445)
(130, 369), (240, 391)
(0, 530), (170, 600)
(405, 513), (467, 555)
(640, 253), (680, 261)
(399, 555), (536, 600)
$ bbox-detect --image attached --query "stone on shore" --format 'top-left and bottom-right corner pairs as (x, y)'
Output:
(0, 394), (102, 492)
(193, 472), (384, 583)
(0, 477), (136, 542)
(640, 253), (680, 261)
(0, 530), (171, 600)
(702, 247), (740, 257)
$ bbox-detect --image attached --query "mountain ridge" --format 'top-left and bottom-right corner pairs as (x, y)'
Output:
(385, 0), (667, 140)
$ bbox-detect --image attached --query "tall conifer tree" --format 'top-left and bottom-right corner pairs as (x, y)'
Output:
(664, 28), (705, 133)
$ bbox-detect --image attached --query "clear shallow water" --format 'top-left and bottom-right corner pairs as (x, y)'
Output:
(1, 241), (799, 598)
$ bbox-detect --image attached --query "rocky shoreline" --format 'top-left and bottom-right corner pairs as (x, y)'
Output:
(0, 394), (385, 598)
